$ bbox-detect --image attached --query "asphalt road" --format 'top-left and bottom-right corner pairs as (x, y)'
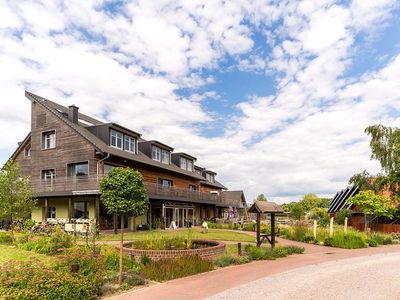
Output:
(206, 252), (400, 300)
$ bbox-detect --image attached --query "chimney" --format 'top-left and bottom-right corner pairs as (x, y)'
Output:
(68, 105), (79, 124)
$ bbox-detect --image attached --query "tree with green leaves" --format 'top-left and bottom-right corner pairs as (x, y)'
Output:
(253, 193), (267, 203)
(100, 167), (149, 285)
(289, 202), (305, 220)
(0, 160), (36, 236)
(310, 207), (330, 227)
(347, 190), (395, 231)
(335, 208), (352, 225)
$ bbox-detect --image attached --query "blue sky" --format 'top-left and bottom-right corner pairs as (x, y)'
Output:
(0, 0), (400, 202)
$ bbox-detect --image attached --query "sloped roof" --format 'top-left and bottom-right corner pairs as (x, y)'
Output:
(328, 185), (359, 213)
(248, 201), (284, 213)
(221, 190), (246, 207)
(201, 180), (227, 190)
(24, 91), (207, 181)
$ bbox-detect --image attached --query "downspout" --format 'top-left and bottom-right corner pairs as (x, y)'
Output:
(97, 152), (110, 181)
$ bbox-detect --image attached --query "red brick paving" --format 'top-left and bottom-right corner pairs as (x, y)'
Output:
(107, 238), (400, 300)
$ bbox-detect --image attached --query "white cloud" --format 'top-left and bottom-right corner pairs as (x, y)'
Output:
(0, 0), (399, 204)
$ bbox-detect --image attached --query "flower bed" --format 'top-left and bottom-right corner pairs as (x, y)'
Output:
(118, 239), (226, 261)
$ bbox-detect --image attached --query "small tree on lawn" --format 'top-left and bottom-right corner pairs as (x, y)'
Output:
(0, 160), (36, 237)
(100, 167), (148, 285)
(347, 190), (395, 231)
(289, 202), (305, 220)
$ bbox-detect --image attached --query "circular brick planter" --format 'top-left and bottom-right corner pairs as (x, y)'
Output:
(117, 239), (226, 262)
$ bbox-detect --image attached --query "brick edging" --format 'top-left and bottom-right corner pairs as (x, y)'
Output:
(116, 239), (226, 261)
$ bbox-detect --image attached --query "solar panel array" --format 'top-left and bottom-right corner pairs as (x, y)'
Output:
(328, 186), (359, 213)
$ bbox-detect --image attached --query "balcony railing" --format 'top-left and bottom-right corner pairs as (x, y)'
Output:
(144, 182), (222, 204)
(29, 176), (239, 207)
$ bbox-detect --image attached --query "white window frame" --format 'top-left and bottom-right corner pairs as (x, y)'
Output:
(124, 135), (136, 153)
(47, 207), (56, 219)
(206, 173), (215, 183)
(152, 146), (161, 161)
(161, 149), (170, 164)
(42, 130), (56, 150)
(180, 157), (193, 171)
(110, 129), (123, 149)
(41, 169), (55, 183)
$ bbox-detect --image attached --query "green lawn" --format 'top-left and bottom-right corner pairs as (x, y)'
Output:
(100, 228), (256, 243)
(0, 245), (55, 265)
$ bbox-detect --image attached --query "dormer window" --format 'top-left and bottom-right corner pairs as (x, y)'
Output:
(206, 173), (215, 183)
(110, 130), (123, 149)
(180, 157), (193, 171)
(152, 146), (170, 164)
(124, 135), (136, 153)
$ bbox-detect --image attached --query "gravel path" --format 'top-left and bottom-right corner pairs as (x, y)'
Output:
(206, 252), (400, 300)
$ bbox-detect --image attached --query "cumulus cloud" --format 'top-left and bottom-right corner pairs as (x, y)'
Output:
(0, 0), (399, 203)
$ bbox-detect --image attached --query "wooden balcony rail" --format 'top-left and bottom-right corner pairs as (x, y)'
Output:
(29, 177), (239, 207)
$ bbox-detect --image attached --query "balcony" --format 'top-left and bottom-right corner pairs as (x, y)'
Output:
(30, 177), (236, 206)
(144, 182), (222, 205)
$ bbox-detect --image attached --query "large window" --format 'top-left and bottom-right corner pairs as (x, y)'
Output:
(180, 157), (193, 171)
(73, 201), (88, 219)
(104, 164), (115, 174)
(41, 169), (55, 183)
(110, 129), (123, 149)
(47, 207), (56, 219)
(152, 146), (170, 164)
(189, 184), (197, 191)
(124, 135), (136, 153)
(67, 162), (89, 177)
(158, 178), (173, 188)
(206, 173), (215, 183)
(161, 149), (170, 164)
(42, 130), (56, 149)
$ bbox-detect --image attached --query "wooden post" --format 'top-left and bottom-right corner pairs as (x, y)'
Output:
(44, 198), (48, 223)
(313, 220), (317, 239)
(68, 197), (72, 221)
(329, 217), (334, 237)
(256, 212), (261, 247)
(238, 242), (242, 256)
(271, 213), (276, 248)
(344, 217), (348, 234)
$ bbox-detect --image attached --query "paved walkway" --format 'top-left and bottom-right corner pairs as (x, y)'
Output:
(107, 238), (400, 300)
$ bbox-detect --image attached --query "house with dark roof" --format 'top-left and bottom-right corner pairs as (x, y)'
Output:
(10, 91), (246, 230)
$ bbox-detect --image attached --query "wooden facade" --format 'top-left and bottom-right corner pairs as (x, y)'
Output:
(10, 92), (241, 230)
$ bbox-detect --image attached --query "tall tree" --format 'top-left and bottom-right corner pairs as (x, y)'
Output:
(365, 124), (400, 173)
(254, 194), (267, 203)
(0, 160), (36, 234)
(100, 167), (149, 285)
(347, 190), (395, 231)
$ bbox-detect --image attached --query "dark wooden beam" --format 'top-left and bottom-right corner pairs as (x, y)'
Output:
(271, 212), (276, 248)
(95, 196), (100, 225)
(256, 212), (261, 247)
(44, 198), (48, 223)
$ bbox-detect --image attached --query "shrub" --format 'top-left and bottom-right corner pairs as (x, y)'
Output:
(122, 272), (145, 286)
(0, 232), (13, 244)
(292, 225), (308, 242)
(284, 245), (305, 255)
(383, 236), (393, 245)
(56, 247), (105, 290)
(18, 226), (73, 255)
(304, 234), (315, 243)
(273, 246), (288, 258)
(242, 223), (256, 232)
(23, 219), (36, 232)
(0, 260), (99, 299)
(140, 255), (151, 266)
(324, 230), (367, 249)
(368, 232), (385, 245)
(215, 255), (242, 267)
(245, 244), (265, 260)
(279, 227), (290, 238)
(367, 238), (378, 247)
(143, 256), (214, 281)
(263, 248), (279, 260)
(335, 209), (352, 225)
(102, 246), (141, 271)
